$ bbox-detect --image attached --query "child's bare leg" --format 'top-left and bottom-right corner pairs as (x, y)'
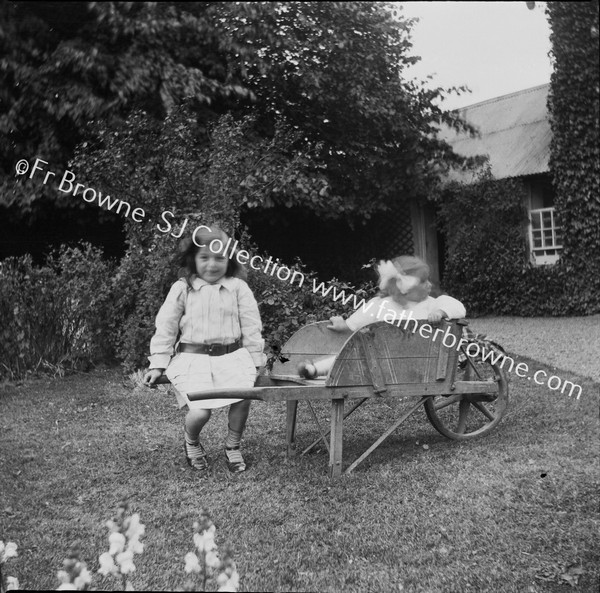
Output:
(184, 408), (211, 472)
(227, 400), (251, 435)
(185, 408), (212, 441)
(314, 356), (335, 376)
(225, 400), (251, 472)
(298, 355), (335, 378)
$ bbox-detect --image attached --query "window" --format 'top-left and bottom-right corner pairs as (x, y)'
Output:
(527, 176), (562, 265)
(529, 207), (562, 265)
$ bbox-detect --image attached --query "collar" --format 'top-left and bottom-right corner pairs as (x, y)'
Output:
(190, 275), (238, 291)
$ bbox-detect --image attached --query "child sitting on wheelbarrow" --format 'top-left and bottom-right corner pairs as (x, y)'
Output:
(298, 255), (466, 378)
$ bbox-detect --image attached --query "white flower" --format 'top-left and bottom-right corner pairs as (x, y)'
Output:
(218, 575), (240, 593)
(108, 532), (126, 555)
(0, 541), (18, 562)
(228, 569), (239, 590)
(125, 513), (145, 540)
(57, 569), (70, 584)
(73, 567), (92, 589)
(116, 549), (136, 575)
(216, 568), (239, 590)
(5, 541), (18, 560)
(184, 552), (201, 574)
(196, 525), (216, 553)
(98, 552), (117, 576)
(205, 550), (221, 569)
(193, 532), (205, 553)
(5, 576), (20, 591)
(127, 537), (144, 555)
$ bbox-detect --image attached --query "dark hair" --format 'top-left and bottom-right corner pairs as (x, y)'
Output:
(178, 226), (246, 283)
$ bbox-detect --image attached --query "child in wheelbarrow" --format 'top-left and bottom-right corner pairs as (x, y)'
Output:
(298, 255), (466, 378)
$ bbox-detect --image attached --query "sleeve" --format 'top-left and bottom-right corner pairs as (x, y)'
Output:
(237, 281), (266, 367)
(433, 295), (467, 319)
(345, 297), (384, 332)
(147, 281), (187, 369)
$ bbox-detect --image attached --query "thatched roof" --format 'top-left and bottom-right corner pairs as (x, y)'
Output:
(441, 83), (551, 181)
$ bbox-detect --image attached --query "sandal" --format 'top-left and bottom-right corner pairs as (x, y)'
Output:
(224, 446), (246, 473)
(184, 440), (209, 473)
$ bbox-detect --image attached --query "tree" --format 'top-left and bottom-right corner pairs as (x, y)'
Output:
(212, 1), (473, 219)
(0, 1), (256, 214)
(2, 1), (472, 225)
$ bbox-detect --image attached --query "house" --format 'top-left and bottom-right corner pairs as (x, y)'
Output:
(436, 83), (560, 266)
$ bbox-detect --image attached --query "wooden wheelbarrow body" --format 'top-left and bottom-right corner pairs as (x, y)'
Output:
(174, 320), (508, 479)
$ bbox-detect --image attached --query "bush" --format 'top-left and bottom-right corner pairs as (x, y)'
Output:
(0, 244), (116, 380)
(246, 255), (376, 364)
(111, 238), (183, 371)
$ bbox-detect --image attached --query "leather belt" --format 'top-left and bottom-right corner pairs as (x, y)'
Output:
(178, 340), (241, 356)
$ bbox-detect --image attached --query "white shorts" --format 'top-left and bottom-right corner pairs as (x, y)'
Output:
(165, 347), (257, 410)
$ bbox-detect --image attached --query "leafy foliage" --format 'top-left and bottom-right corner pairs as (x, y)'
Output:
(68, 104), (335, 243)
(2, 1), (474, 224)
(0, 244), (115, 380)
(546, 1), (600, 312)
(213, 1), (476, 218)
(0, 1), (256, 212)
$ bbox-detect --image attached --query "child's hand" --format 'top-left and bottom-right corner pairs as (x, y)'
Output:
(143, 369), (164, 387)
(327, 316), (350, 332)
(427, 309), (446, 324)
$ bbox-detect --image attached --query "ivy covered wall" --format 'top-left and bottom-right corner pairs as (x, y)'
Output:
(546, 1), (600, 314)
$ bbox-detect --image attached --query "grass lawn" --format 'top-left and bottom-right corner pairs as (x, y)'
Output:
(1, 355), (598, 592)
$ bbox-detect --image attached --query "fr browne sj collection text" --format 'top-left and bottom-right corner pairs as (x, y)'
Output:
(15, 157), (236, 244)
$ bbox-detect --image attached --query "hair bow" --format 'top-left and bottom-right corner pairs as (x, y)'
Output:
(377, 260), (420, 295)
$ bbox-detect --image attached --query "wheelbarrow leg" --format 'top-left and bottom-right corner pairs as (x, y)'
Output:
(329, 398), (344, 479)
(286, 400), (298, 457)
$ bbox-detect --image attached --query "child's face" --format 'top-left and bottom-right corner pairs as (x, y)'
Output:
(405, 277), (432, 302)
(194, 245), (228, 283)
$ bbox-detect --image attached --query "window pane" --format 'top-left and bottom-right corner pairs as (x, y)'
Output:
(544, 230), (554, 245)
(532, 231), (542, 248)
(542, 211), (552, 227)
(531, 212), (541, 229)
(555, 228), (563, 245)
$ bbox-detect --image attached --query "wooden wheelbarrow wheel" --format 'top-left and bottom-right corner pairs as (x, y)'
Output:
(424, 357), (509, 441)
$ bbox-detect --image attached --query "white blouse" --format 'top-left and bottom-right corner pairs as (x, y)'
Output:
(346, 295), (466, 332)
(148, 275), (266, 369)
